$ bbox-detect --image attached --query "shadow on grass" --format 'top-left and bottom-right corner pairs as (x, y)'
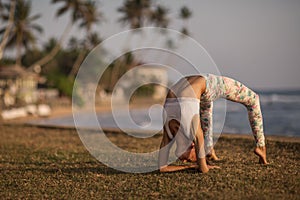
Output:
(1, 160), (166, 175)
(2, 159), (219, 175)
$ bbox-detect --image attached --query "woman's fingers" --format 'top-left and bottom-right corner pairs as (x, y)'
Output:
(208, 165), (220, 169)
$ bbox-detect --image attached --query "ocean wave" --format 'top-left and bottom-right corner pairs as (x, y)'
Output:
(259, 94), (300, 104)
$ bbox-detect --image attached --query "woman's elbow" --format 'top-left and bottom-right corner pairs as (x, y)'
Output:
(159, 166), (168, 172)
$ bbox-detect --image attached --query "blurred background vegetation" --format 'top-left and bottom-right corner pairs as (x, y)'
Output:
(0, 0), (192, 106)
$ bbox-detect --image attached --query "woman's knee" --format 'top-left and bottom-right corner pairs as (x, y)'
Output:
(246, 93), (261, 110)
(253, 93), (260, 104)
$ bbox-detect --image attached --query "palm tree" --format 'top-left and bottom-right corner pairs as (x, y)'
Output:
(150, 4), (169, 28)
(144, 4), (170, 64)
(117, 0), (152, 29)
(78, 0), (101, 33)
(0, 0), (16, 60)
(85, 32), (102, 50)
(68, 32), (102, 79)
(112, 0), (153, 87)
(179, 6), (192, 36)
(68, 36), (80, 51)
(29, 0), (97, 70)
(68, 1), (102, 79)
(0, 0), (43, 66)
(44, 37), (59, 53)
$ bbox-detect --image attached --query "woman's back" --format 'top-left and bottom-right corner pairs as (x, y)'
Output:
(167, 75), (206, 99)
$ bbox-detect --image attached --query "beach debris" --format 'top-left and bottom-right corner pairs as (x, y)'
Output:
(26, 104), (38, 115)
(1, 104), (52, 120)
(37, 104), (51, 117)
(1, 107), (28, 120)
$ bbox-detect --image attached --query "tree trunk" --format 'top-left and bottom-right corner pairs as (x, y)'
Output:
(68, 49), (87, 79)
(28, 21), (73, 70)
(0, 0), (16, 60)
(109, 60), (122, 92)
(16, 29), (23, 66)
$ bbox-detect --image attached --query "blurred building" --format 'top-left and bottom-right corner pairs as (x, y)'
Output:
(134, 65), (168, 100)
(0, 65), (38, 109)
(112, 65), (168, 101)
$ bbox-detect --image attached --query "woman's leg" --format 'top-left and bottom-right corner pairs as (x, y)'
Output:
(222, 76), (268, 164)
(200, 101), (219, 160)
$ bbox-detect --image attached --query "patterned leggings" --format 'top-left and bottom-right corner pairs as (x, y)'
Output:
(200, 74), (265, 149)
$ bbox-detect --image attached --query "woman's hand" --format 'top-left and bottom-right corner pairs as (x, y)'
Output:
(207, 165), (220, 169)
(198, 164), (220, 173)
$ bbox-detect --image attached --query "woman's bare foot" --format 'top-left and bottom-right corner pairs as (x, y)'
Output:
(206, 149), (220, 161)
(254, 146), (269, 164)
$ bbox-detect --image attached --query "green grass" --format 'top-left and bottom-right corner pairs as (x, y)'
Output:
(0, 125), (299, 199)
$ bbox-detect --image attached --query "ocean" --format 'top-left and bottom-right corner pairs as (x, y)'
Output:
(223, 90), (300, 137)
(30, 90), (300, 137)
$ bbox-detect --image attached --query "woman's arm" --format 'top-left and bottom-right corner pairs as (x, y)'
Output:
(160, 164), (198, 172)
(200, 101), (214, 154)
(158, 130), (172, 171)
(193, 119), (210, 173)
(159, 124), (199, 173)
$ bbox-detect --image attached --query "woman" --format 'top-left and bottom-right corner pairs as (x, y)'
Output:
(158, 74), (268, 173)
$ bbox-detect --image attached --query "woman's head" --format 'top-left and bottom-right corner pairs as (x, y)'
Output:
(179, 143), (197, 162)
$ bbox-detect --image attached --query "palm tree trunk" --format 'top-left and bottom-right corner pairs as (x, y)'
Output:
(106, 66), (113, 89)
(68, 49), (87, 79)
(106, 32), (132, 92)
(28, 21), (73, 70)
(109, 60), (122, 92)
(16, 29), (23, 66)
(68, 28), (91, 80)
(0, 0), (16, 60)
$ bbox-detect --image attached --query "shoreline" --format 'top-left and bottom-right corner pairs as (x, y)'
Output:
(2, 99), (300, 144)
(0, 97), (161, 123)
(3, 121), (300, 144)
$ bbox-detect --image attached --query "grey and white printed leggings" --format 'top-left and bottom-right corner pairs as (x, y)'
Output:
(200, 74), (265, 150)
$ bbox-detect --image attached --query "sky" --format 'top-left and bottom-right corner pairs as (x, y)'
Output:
(28, 0), (300, 90)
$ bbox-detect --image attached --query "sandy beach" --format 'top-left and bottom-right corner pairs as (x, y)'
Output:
(0, 123), (299, 199)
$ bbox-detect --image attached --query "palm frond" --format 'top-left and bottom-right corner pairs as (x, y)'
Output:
(28, 13), (41, 21)
(0, 27), (7, 34)
(30, 24), (43, 33)
(179, 6), (192, 20)
(56, 5), (68, 17)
